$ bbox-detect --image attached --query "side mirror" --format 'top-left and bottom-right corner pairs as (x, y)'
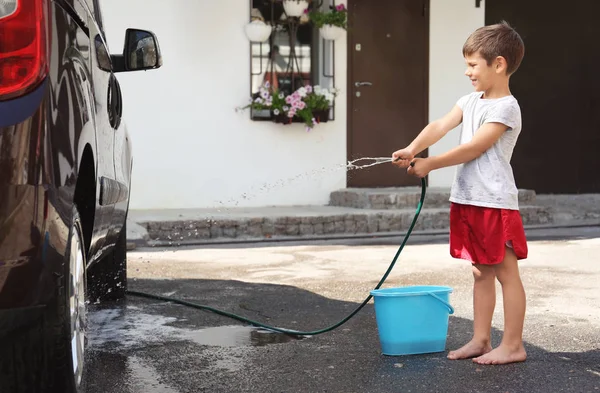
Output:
(112, 28), (163, 73)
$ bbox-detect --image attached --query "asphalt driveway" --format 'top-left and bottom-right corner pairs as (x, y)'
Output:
(83, 228), (600, 393)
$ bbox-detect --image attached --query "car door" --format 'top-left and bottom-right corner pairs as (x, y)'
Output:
(108, 72), (131, 233)
(84, 0), (129, 242)
(76, 0), (116, 260)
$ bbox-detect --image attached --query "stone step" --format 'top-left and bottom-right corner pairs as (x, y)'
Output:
(139, 205), (551, 245)
(329, 187), (537, 209)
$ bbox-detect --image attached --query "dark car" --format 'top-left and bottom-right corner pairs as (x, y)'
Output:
(0, 0), (162, 391)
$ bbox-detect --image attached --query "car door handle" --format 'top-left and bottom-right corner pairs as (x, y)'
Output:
(355, 81), (373, 87)
(108, 74), (123, 129)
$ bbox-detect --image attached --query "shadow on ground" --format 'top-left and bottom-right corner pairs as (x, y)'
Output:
(83, 278), (600, 393)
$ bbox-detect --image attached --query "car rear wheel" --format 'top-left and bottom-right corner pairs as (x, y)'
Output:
(0, 209), (86, 393)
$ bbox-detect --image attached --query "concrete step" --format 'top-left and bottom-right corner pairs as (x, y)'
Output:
(329, 187), (537, 209)
(134, 204), (552, 245)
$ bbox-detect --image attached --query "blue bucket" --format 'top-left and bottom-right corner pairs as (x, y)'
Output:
(370, 286), (454, 356)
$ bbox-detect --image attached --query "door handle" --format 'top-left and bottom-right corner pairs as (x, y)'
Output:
(108, 74), (122, 129)
(355, 81), (373, 87)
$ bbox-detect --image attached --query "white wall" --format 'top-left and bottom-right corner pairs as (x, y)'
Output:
(101, 0), (481, 209)
(428, 0), (485, 187)
(101, 0), (348, 209)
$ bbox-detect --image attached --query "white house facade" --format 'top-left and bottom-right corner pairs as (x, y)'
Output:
(100, 0), (485, 210)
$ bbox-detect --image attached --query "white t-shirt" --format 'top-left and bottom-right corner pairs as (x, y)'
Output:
(449, 92), (522, 210)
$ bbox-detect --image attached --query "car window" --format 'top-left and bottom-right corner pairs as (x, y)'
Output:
(95, 35), (112, 72)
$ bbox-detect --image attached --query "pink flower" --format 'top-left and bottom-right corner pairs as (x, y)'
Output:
(285, 96), (293, 104)
(288, 109), (296, 118)
(292, 92), (301, 101)
(306, 85), (313, 93)
(336, 4), (346, 11)
(298, 101), (306, 109)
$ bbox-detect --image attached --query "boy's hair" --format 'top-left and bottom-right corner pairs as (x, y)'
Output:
(463, 21), (525, 75)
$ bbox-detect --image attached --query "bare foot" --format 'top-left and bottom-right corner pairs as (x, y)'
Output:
(473, 344), (527, 365)
(447, 340), (492, 360)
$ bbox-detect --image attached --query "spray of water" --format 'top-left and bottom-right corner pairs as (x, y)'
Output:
(152, 157), (396, 246)
(346, 157), (393, 170)
(215, 157), (394, 208)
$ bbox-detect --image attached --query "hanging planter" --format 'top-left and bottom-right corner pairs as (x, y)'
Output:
(319, 24), (344, 41)
(282, 0), (309, 17)
(309, 4), (347, 39)
(244, 19), (272, 43)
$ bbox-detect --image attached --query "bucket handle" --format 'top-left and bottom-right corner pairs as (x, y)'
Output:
(428, 293), (455, 315)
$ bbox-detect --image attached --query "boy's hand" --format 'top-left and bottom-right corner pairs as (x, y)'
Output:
(407, 158), (432, 178)
(391, 148), (415, 168)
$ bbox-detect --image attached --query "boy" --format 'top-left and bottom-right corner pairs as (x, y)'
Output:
(392, 21), (527, 365)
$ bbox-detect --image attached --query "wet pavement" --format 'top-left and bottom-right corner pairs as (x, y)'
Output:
(84, 227), (600, 393)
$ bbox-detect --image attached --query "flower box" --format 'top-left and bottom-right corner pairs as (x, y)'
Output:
(239, 82), (337, 131)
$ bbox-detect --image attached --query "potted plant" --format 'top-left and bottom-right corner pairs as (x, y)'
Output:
(286, 85), (337, 131)
(284, 87), (313, 129)
(309, 4), (347, 40)
(304, 85), (336, 123)
(237, 82), (291, 123)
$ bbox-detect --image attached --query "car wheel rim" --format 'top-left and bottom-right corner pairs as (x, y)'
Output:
(69, 227), (86, 387)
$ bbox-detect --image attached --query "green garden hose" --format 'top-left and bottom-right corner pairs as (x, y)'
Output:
(127, 177), (426, 337)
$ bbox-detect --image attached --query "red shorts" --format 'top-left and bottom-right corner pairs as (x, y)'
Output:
(450, 203), (528, 265)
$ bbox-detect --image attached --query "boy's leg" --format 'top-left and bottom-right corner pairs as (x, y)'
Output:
(473, 246), (527, 365)
(447, 264), (495, 360)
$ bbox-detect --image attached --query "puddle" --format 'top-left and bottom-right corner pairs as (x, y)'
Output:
(87, 305), (304, 350)
(186, 325), (305, 347)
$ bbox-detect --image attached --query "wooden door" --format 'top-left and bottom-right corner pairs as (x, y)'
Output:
(347, 0), (429, 187)
(486, 0), (600, 193)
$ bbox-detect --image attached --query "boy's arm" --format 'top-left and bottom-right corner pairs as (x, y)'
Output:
(408, 122), (508, 177)
(392, 105), (463, 166)
(408, 104), (464, 155)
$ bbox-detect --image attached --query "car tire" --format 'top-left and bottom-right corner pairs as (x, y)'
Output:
(87, 221), (127, 302)
(0, 209), (87, 393)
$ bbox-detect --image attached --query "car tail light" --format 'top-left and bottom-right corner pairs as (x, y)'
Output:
(0, 0), (50, 101)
